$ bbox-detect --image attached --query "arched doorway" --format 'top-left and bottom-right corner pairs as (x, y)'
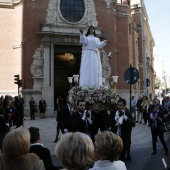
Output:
(54, 45), (81, 110)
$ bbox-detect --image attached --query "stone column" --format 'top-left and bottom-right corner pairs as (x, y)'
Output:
(42, 42), (54, 115)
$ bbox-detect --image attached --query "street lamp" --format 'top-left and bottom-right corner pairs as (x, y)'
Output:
(73, 75), (79, 83)
(111, 76), (119, 92)
(68, 74), (79, 90)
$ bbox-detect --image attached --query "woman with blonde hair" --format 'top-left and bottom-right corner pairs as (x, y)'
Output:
(0, 127), (45, 170)
(55, 132), (94, 170)
(90, 131), (127, 170)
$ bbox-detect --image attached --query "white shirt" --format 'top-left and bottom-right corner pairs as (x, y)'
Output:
(89, 160), (127, 170)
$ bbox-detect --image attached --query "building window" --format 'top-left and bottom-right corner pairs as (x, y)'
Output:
(60, 0), (85, 23)
(136, 40), (139, 55)
(129, 24), (131, 35)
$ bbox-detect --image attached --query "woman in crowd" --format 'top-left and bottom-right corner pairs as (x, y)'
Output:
(141, 96), (148, 125)
(55, 132), (94, 170)
(90, 131), (126, 170)
(0, 127), (45, 170)
(149, 104), (168, 156)
(39, 97), (46, 119)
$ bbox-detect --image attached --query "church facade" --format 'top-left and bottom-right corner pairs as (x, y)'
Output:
(0, 0), (155, 116)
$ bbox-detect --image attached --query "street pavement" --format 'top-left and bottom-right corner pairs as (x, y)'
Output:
(23, 117), (170, 170)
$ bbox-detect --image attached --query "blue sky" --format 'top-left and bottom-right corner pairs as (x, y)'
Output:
(145, 0), (170, 74)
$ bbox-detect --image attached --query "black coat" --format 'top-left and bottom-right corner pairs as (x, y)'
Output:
(29, 100), (36, 111)
(29, 145), (57, 170)
(0, 116), (8, 133)
(149, 111), (166, 132)
(107, 109), (135, 147)
(39, 100), (46, 113)
(137, 99), (142, 111)
(71, 111), (92, 136)
(61, 104), (72, 131)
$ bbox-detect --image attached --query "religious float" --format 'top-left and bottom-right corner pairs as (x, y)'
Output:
(68, 75), (119, 112)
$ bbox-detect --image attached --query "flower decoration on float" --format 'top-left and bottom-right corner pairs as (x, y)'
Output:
(68, 86), (118, 112)
(68, 75), (119, 112)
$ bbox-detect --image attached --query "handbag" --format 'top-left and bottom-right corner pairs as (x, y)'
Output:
(158, 124), (167, 133)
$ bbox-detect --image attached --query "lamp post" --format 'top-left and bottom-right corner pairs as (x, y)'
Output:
(68, 75), (79, 86)
(112, 76), (118, 92)
(110, 76), (119, 105)
(68, 77), (73, 89)
(73, 75), (79, 84)
(140, 0), (147, 96)
(68, 74), (79, 93)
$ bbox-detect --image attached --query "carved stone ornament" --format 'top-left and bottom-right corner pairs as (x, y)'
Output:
(100, 49), (111, 78)
(30, 45), (44, 77)
(105, 0), (112, 8)
(46, 0), (98, 27)
(46, 0), (57, 25)
(87, 0), (98, 27)
(0, 0), (21, 7)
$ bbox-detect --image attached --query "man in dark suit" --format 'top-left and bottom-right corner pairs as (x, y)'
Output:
(29, 127), (62, 170)
(107, 98), (135, 162)
(18, 94), (24, 126)
(61, 97), (72, 133)
(54, 96), (64, 143)
(29, 97), (36, 120)
(0, 107), (8, 152)
(71, 99), (93, 137)
(90, 109), (108, 143)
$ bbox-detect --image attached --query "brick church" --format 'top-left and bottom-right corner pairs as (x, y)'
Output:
(0, 0), (155, 115)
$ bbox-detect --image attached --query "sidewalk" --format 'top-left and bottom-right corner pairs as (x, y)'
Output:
(127, 123), (170, 170)
(23, 117), (170, 170)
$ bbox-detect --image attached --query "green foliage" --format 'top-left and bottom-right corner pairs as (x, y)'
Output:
(166, 88), (170, 92)
(155, 77), (162, 89)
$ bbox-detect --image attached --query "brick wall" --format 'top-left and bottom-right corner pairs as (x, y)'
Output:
(22, 0), (48, 89)
(0, 4), (22, 95)
(94, 1), (134, 89)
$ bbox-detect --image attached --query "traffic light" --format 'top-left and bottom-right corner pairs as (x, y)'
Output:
(14, 74), (19, 84)
(18, 80), (22, 87)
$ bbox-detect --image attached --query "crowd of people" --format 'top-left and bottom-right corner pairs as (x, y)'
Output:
(54, 94), (170, 161)
(0, 95), (24, 129)
(134, 95), (170, 156)
(54, 96), (135, 165)
(0, 93), (169, 170)
(29, 96), (47, 120)
(0, 93), (169, 169)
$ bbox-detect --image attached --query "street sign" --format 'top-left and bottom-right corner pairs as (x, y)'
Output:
(124, 67), (139, 84)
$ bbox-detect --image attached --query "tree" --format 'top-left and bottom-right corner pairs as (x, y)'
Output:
(155, 77), (162, 89)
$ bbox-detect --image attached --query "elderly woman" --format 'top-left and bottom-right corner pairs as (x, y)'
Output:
(55, 132), (94, 170)
(90, 131), (127, 170)
(0, 127), (45, 170)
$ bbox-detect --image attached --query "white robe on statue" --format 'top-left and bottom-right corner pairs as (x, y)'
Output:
(79, 34), (107, 88)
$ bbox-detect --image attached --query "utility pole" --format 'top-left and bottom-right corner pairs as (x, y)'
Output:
(140, 0), (147, 96)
